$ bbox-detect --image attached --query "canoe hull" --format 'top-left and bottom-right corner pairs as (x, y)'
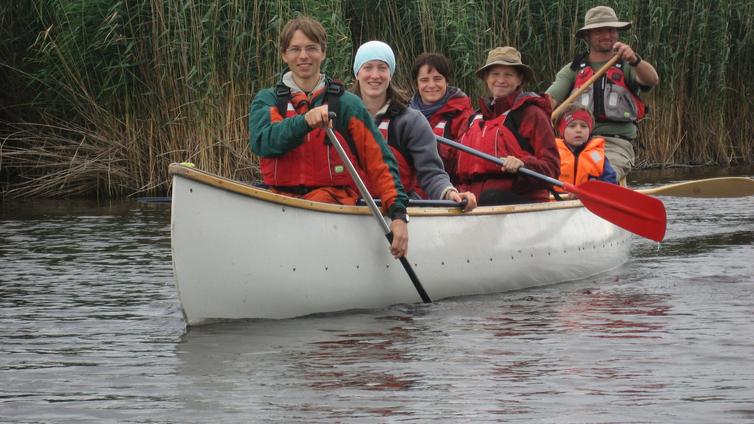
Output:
(170, 165), (630, 325)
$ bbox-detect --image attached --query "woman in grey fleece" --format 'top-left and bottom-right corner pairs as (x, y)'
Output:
(350, 41), (477, 211)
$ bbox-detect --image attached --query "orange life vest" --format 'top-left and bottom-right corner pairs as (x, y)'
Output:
(555, 137), (606, 191)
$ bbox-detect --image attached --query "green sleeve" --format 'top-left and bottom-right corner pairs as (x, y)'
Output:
(545, 64), (577, 103)
(248, 88), (311, 157)
(624, 65), (653, 93)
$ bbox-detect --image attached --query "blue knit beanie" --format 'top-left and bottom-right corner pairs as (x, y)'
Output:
(353, 41), (396, 77)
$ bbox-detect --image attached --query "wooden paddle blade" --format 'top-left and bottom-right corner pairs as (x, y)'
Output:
(567, 180), (667, 242)
(638, 177), (754, 198)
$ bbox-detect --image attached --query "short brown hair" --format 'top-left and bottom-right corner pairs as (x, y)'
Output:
(411, 53), (452, 86)
(279, 17), (327, 54)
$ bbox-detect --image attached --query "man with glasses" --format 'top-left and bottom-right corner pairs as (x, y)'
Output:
(249, 17), (410, 258)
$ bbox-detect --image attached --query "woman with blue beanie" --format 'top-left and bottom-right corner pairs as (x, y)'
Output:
(351, 41), (476, 210)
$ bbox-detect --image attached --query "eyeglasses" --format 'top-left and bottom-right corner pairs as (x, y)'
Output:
(285, 45), (322, 56)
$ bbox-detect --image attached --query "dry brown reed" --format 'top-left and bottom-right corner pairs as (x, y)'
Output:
(1, 0), (752, 198)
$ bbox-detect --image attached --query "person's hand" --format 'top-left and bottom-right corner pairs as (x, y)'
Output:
(389, 219), (408, 258)
(304, 104), (330, 129)
(446, 189), (477, 212)
(500, 155), (524, 173)
(613, 42), (638, 64)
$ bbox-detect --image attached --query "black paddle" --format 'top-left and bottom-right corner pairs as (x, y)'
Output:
(324, 112), (431, 303)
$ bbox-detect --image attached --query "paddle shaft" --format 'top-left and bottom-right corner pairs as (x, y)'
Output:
(359, 198), (468, 209)
(435, 135), (667, 242)
(324, 121), (431, 303)
(637, 177), (754, 198)
(435, 135), (563, 187)
(550, 54), (621, 124)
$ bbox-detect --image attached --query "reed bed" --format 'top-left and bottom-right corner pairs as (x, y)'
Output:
(1, 0), (752, 198)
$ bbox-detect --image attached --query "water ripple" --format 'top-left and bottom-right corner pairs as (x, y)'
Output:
(2, 187), (754, 423)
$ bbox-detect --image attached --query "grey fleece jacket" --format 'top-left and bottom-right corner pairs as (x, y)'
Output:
(376, 103), (455, 200)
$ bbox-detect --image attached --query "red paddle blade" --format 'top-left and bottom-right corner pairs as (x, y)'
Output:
(565, 180), (667, 242)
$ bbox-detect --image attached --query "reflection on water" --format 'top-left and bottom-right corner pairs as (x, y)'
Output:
(2, 169), (754, 423)
(306, 319), (419, 391)
(554, 289), (669, 338)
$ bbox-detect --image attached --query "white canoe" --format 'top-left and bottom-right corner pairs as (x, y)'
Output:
(169, 163), (631, 325)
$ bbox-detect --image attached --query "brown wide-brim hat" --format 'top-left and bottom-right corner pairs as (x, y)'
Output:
(576, 6), (631, 38)
(475, 46), (534, 82)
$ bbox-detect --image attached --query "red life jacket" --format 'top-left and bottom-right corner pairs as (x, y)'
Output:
(555, 137), (606, 192)
(572, 57), (646, 122)
(427, 95), (472, 138)
(430, 118), (454, 177)
(377, 116), (421, 196)
(456, 92), (547, 182)
(259, 82), (365, 189)
(427, 94), (472, 176)
(431, 120), (448, 138)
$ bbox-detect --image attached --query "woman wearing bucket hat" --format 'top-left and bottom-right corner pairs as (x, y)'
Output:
(545, 6), (659, 181)
(454, 46), (560, 205)
(351, 41), (477, 211)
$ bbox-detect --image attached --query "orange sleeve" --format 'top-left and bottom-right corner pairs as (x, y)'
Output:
(346, 116), (407, 215)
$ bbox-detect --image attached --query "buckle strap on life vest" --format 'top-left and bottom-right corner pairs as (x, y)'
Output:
(326, 80), (344, 97)
(570, 51), (589, 71)
(273, 78), (363, 165)
(275, 84), (291, 117)
(274, 79), (345, 116)
(324, 79), (344, 119)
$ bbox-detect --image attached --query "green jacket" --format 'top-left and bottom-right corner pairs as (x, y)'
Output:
(249, 75), (408, 217)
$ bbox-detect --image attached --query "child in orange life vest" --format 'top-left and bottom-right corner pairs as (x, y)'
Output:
(555, 105), (617, 198)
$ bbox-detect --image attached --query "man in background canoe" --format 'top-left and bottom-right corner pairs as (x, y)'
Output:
(546, 6), (659, 181)
(249, 16), (410, 258)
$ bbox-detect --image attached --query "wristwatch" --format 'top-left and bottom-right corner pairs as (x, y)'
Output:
(392, 212), (409, 223)
(629, 54), (642, 67)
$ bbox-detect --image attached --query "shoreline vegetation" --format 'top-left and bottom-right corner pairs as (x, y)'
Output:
(1, 0), (752, 199)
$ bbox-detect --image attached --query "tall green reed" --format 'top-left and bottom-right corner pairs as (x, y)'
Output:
(1, 0), (752, 198)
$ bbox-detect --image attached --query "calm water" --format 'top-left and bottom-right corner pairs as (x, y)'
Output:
(1, 168), (753, 423)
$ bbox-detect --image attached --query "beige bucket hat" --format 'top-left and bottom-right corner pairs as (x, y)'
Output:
(475, 46), (534, 82)
(576, 6), (631, 38)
